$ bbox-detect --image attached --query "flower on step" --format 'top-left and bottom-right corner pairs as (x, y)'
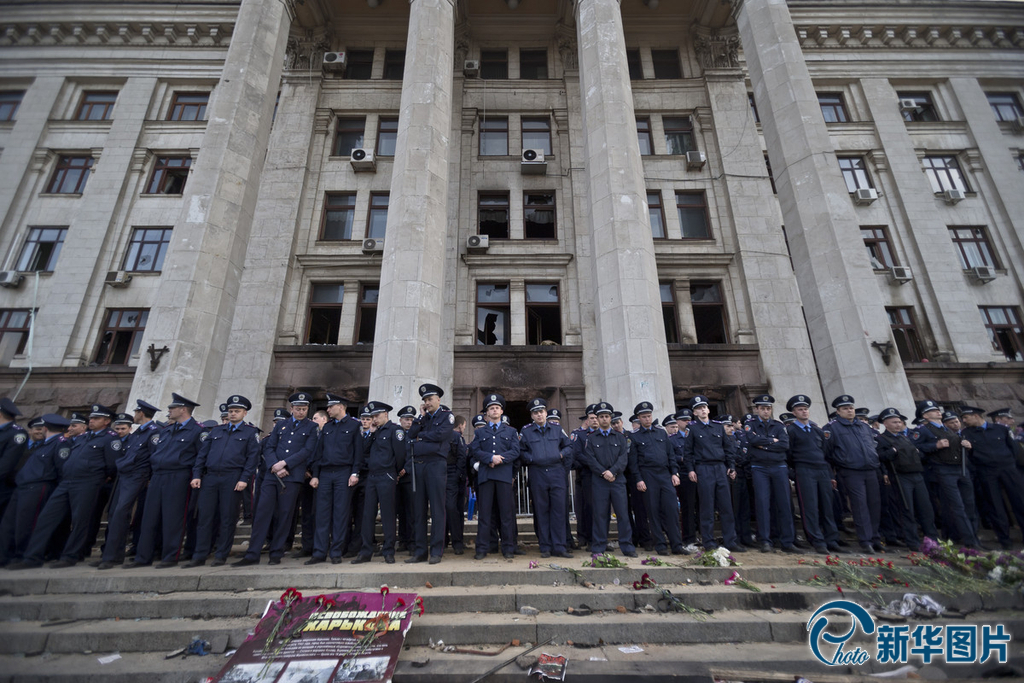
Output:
(415, 596), (425, 616)
(395, 597), (406, 609)
(529, 561), (539, 569)
(380, 585), (389, 598)
(314, 595), (336, 611)
(723, 570), (760, 592)
(279, 587), (302, 604)
(632, 573), (657, 590)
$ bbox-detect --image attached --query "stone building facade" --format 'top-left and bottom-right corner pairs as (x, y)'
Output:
(0, 0), (1022, 428)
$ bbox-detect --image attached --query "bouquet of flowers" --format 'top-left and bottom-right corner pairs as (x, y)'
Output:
(693, 546), (739, 567)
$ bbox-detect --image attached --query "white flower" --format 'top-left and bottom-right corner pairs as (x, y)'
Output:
(988, 566), (1005, 583)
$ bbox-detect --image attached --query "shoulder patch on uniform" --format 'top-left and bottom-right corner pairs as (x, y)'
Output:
(199, 432), (209, 442)
(58, 447), (70, 460)
(151, 433), (161, 445)
(110, 440), (122, 451)
(570, 433), (577, 441)
(396, 430), (405, 441)
(448, 413), (455, 425)
(822, 430), (831, 439)
(14, 433), (26, 444)
(744, 424), (751, 431)
(911, 431), (920, 440)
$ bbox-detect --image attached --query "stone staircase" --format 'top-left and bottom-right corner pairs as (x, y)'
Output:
(1, 519), (1023, 682)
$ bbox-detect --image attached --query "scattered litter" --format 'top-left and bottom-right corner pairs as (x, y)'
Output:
(223, 650), (236, 657)
(618, 645), (644, 654)
(567, 604), (592, 617)
(411, 659), (430, 668)
(588, 656), (608, 662)
(515, 654), (538, 670)
(698, 580), (713, 586)
(795, 678), (815, 683)
(164, 647), (186, 659)
(530, 653), (568, 681)
(613, 578), (620, 586)
(97, 653), (121, 665)
(424, 581), (433, 589)
(683, 544), (702, 554)
(520, 605), (540, 615)
(685, 578), (692, 584)
(771, 607), (784, 614)
(186, 636), (211, 657)
(615, 605), (628, 613)
(599, 585), (605, 590)
(868, 664), (919, 678)
(870, 594), (945, 621)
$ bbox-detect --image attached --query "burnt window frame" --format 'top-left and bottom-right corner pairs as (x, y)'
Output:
(306, 283), (345, 345)
(93, 308), (149, 366)
(478, 192), (510, 240)
(354, 283), (379, 345)
(651, 49), (681, 79)
(887, 307), (926, 363)
(660, 283), (679, 344)
(519, 49), (548, 80)
(525, 282), (562, 345)
(523, 191), (556, 240)
(476, 282), (511, 346)
(144, 155), (192, 195)
(690, 281), (729, 345)
(980, 306), (1024, 362)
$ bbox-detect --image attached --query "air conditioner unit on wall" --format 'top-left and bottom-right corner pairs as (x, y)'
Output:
(104, 270), (132, 288)
(943, 188), (966, 204)
(686, 150), (707, 170)
(888, 266), (912, 285)
(350, 148), (376, 172)
(464, 60), (480, 77)
(322, 52), (347, 71)
(0, 271), (23, 288)
(521, 149), (547, 175)
(467, 234), (489, 252)
(853, 188), (878, 205)
(898, 99), (920, 113)
(362, 238), (383, 253)
(970, 265), (997, 283)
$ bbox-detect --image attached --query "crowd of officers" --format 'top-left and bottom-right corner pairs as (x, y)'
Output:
(0, 385), (1023, 571)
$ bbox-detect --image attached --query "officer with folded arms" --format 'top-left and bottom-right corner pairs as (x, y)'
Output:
(744, 394), (796, 553)
(875, 406), (937, 553)
(520, 397), (574, 559)
(580, 402), (637, 558)
(629, 401), (686, 556)
(785, 395), (840, 555)
(351, 401), (404, 565)
(823, 394), (883, 553)
(471, 393), (520, 560)
(959, 405), (1024, 549)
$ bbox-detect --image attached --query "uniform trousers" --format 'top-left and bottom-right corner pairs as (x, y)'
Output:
(192, 470), (243, 561)
(0, 482), (53, 563)
(243, 477), (303, 561)
(312, 468), (355, 560)
(100, 470), (149, 563)
(973, 464), (1024, 546)
(640, 468), (683, 552)
(396, 477), (414, 548)
(732, 469), (754, 544)
(793, 465), (838, 548)
(528, 464), (568, 553)
(927, 464), (979, 545)
(413, 458), (447, 560)
(751, 464), (795, 547)
(625, 470), (653, 549)
(837, 467), (881, 547)
(346, 479), (367, 555)
(574, 469), (592, 545)
(892, 471), (938, 549)
(135, 470), (193, 564)
(475, 479), (515, 555)
(676, 477), (700, 544)
(694, 463), (737, 549)
(358, 473), (396, 560)
(589, 474), (635, 555)
(444, 465), (466, 552)
(24, 477), (105, 564)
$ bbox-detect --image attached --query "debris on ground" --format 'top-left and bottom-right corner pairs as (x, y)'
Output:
(96, 653), (121, 665)
(618, 645), (644, 654)
(529, 653), (568, 681)
(868, 664), (920, 678)
(520, 605), (540, 615)
(869, 593), (945, 621)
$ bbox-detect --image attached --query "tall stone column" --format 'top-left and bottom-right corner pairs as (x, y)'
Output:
(368, 0), (455, 406)
(861, 78), (994, 363)
(574, 0), (675, 412)
(734, 0), (913, 409)
(128, 0), (291, 410)
(217, 75), (321, 419)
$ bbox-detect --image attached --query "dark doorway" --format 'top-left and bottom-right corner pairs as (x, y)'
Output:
(502, 400), (532, 431)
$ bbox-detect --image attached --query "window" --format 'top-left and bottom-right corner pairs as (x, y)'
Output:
(526, 283), (561, 345)
(524, 192), (555, 239)
(521, 118), (551, 155)
(817, 93), (849, 123)
(0, 91), (23, 121)
(765, 155), (776, 194)
(648, 191), (666, 239)
(321, 193), (356, 240)
(167, 92), (209, 122)
(334, 116), (366, 156)
(0, 310), (31, 360)
(367, 193), (389, 239)
(345, 50), (374, 79)
(46, 155), (94, 194)
(980, 306), (1024, 361)
(16, 227), (66, 272)
(898, 92), (939, 122)
(690, 282), (727, 344)
(519, 50), (547, 79)
(987, 92), (1023, 122)
(887, 307), (925, 363)
(479, 193), (510, 239)
(660, 283), (679, 344)
(94, 309), (148, 365)
(862, 226), (897, 269)
(480, 116), (508, 156)
(626, 49), (643, 80)
(636, 118), (653, 155)
(676, 191), (711, 239)
(306, 284), (344, 344)
(383, 50), (405, 80)
(355, 284), (378, 344)
(923, 155), (968, 193)
(838, 156), (872, 193)
(123, 227), (172, 272)
(145, 156), (191, 194)
(651, 49), (681, 79)
(476, 283), (510, 345)
(748, 93), (760, 123)
(76, 91), (117, 121)
(663, 116), (694, 155)
(480, 50), (508, 79)
(375, 117), (398, 156)
(947, 226), (998, 270)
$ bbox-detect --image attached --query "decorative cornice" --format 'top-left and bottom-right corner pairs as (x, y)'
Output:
(655, 252), (735, 268)
(0, 21), (232, 48)
(794, 24), (1024, 50)
(285, 28), (332, 71)
(295, 253), (385, 270)
(461, 252), (574, 269)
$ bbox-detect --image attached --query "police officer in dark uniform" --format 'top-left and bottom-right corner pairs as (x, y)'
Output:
(445, 415), (469, 555)
(673, 408), (702, 546)
(580, 402), (636, 557)
(570, 405), (597, 550)
(10, 405), (119, 569)
(351, 401), (405, 565)
(393, 405), (416, 553)
(960, 405), (1024, 549)
(744, 394), (796, 553)
(629, 402), (686, 555)
(683, 396), (744, 552)
(305, 392), (361, 565)
(0, 398), (28, 522)
(94, 400), (160, 569)
(0, 414), (66, 566)
(406, 383), (454, 564)
(129, 394), (203, 568)
(823, 395), (883, 553)
(875, 407), (937, 552)
(233, 392), (319, 566)
(471, 393), (520, 560)
(520, 397), (573, 559)
(785, 395), (840, 555)
(185, 395), (260, 567)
